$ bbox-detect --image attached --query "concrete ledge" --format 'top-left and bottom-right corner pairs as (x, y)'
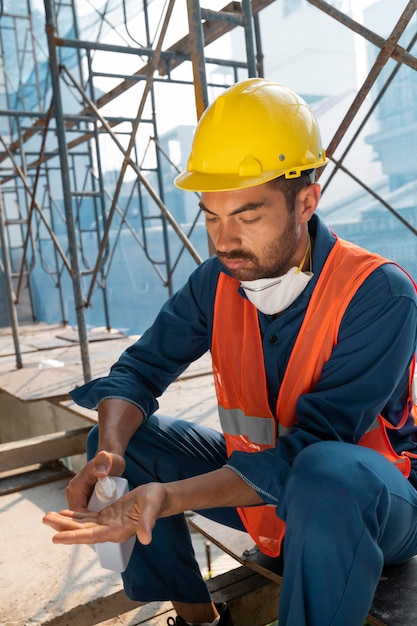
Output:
(0, 426), (91, 472)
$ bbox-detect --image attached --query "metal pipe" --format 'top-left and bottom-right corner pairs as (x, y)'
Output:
(0, 190), (22, 369)
(306, 0), (417, 71)
(328, 157), (417, 239)
(323, 0), (417, 164)
(187, 0), (209, 120)
(14, 101), (54, 302)
(322, 29), (417, 201)
(43, 0), (91, 382)
(60, 0), (191, 307)
(60, 65), (203, 266)
(253, 12), (264, 78)
(0, 135), (72, 274)
(143, 1), (173, 296)
(241, 0), (257, 77)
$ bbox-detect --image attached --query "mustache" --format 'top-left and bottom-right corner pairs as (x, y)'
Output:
(217, 250), (255, 261)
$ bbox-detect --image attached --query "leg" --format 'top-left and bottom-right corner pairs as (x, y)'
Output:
(87, 414), (243, 607)
(277, 441), (417, 626)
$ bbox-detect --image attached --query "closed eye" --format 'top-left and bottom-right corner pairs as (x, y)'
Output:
(241, 216), (261, 224)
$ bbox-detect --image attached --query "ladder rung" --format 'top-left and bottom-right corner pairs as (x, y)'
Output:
(5, 218), (28, 225)
(70, 190), (101, 197)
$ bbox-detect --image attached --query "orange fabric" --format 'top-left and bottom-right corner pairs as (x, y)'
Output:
(276, 238), (387, 426)
(212, 236), (416, 556)
(412, 355), (417, 426)
(276, 238), (415, 475)
(212, 278), (284, 556)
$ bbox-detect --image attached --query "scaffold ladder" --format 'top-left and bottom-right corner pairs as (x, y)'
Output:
(186, 1), (263, 119)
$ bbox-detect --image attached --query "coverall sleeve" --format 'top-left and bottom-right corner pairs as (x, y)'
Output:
(70, 258), (220, 417)
(225, 263), (417, 504)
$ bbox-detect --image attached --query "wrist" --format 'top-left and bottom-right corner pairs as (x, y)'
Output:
(97, 398), (144, 458)
(96, 442), (125, 457)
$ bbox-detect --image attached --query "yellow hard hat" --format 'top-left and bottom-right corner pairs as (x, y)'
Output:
(175, 78), (328, 192)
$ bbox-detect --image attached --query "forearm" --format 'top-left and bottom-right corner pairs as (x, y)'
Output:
(160, 467), (264, 517)
(97, 398), (144, 456)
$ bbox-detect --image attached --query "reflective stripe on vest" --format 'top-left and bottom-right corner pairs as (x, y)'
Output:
(218, 406), (288, 445)
(212, 235), (417, 557)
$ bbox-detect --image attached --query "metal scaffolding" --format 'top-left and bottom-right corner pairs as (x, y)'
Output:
(0, 0), (416, 380)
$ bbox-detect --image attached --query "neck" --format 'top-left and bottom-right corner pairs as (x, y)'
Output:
(297, 233), (312, 273)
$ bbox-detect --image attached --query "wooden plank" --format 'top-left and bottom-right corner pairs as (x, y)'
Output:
(0, 322), (64, 338)
(56, 399), (99, 423)
(189, 515), (284, 582)
(0, 461), (74, 495)
(189, 514), (417, 626)
(0, 426), (91, 472)
(0, 324), (126, 356)
(0, 323), (73, 357)
(55, 327), (127, 343)
(56, 352), (214, 425)
(0, 335), (139, 402)
(0, 338), (51, 358)
(0, 327), (211, 403)
(207, 566), (279, 626)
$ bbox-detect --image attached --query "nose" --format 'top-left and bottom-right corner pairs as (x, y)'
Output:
(212, 220), (241, 253)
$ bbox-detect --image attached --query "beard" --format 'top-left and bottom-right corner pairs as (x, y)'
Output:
(217, 211), (299, 282)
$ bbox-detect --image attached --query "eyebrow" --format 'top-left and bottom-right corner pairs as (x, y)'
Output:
(199, 200), (265, 217)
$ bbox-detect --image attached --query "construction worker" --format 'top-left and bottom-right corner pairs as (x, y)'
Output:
(44, 79), (417, 626)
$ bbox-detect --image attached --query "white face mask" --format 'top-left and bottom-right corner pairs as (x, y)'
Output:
(240, 237), (313, 315)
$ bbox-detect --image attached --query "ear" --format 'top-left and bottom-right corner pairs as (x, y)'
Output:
(297, 183), (320, 223)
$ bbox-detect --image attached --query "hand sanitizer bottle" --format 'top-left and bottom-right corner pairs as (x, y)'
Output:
(88, 475), (136, 572)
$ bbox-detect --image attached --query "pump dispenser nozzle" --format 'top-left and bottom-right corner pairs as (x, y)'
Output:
(88, 475), (135, 572)
(97, 476), (116, 499)
(92, 475), (117, 503)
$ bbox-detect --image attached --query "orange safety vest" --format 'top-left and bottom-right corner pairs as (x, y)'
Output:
(211, 236), (417, 557)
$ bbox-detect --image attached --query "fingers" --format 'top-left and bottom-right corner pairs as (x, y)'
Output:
(64, 451), (126, 511)
(51, 527), (98, 545)
(94, 451), (126, 479)
(43, 510), (98, 529)
(48, 520), (109, 545)
(42, 510), (125, 545)
(42, 510), (99, 544)
(64, 472), (95, 512)
(44, 482), (167, 548)
(93, 450), (113, 478)
(134, 502), (156, 545)
(126, 483), (167, 545)
(43, 504), (137, 546)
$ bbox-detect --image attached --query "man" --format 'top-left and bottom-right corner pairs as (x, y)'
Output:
(43, 79), (417, 626)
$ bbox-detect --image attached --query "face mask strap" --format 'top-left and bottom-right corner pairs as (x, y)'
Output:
(295, 234), (311, 275)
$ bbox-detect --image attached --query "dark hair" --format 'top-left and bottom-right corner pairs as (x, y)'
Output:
(268, 171), (313, 212)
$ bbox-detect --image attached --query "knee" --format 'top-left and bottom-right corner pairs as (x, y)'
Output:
(284, 441), (389, 509)
(289, 440), (353, 484)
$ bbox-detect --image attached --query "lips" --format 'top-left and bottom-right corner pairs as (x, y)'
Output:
(221, 257), (250, 271)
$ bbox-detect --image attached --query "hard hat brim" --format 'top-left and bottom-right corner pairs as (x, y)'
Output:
(174, 168), (280, 192)
(174, 158), (328, 192)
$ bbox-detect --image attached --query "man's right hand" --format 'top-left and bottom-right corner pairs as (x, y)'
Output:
(65, 450), (126, 512)
(64, 398), (144, 511)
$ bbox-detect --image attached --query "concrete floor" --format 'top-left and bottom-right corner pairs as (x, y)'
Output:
(0, 368), (240, 626)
